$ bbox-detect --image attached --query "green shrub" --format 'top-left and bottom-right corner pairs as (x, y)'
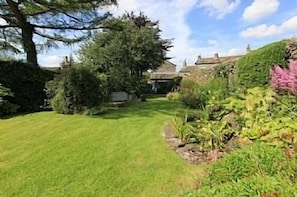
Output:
(171, 116), (193, 143)
(180, 78), (229, 109)
(213, 63), (233, 79)
(125, 75), (148, 96)
(181, 87), (208, 109)
(50, 67), (106, 114)
(206, 143), (286, 185)
(183, 143), (297, 197)
(184, 175), (291, 197)
(0, 60), (54, 113)
(236, 40), (287, 88)
(204, 77), (229, 100)
(193, 120), (230, 151)
(214, 63), (237, 92)
(0, 84), (19, 116)
(166, 92), (181, 100)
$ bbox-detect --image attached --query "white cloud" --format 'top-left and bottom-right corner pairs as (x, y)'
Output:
(0, 18), (8, 25)
(243, 0), (279, 22)
(38, 55), (63, 67)
(225, 48), (246, 56)
(208, 39), (218, 46)
(240, 15), (297, 38)
(197, 0), (241, 19)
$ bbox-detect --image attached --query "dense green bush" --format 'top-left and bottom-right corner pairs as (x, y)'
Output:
(184, 175), (292, 197)
(0, 60), (54, 113)
(180, 78), (229, 109)
(214, 63), (237, 92)
(180, 80), (208, 109)
(0, 84), (19, 116)
(125, 75), (148, 96)
(204, 77), (229, 100)
(236, 40), (287, 88)
(183, 143), (297, 197)
(49, 67), (106, 114)
(206, 143), (286, 185)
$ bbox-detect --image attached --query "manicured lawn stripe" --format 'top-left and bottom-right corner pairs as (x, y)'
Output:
(0, 98), (203, 197)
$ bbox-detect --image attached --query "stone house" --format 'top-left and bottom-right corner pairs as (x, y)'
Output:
(179, 45), (251, 78)
(149, 60), (178, 93)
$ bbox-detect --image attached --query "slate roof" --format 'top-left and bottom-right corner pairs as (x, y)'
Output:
(195, 55), (242, 65)
(179, 54), (242, 75)
(150, 60), (177, 80)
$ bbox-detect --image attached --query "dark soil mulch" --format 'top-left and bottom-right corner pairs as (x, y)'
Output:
(162, 124), (225, 164)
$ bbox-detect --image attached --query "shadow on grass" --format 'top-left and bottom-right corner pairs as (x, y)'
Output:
(0, 109), (49, 120)
(100, 98), (185, 119)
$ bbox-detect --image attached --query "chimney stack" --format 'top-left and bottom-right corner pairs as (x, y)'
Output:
(246, 44), (251, 53)
(214, 53), (219, 59)
(183, 59), (187, 67)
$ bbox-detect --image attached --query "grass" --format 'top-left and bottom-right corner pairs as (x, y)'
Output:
(0, 98), (204, 197)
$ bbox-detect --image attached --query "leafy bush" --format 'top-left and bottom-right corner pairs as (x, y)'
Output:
(180, 79), (206, 109)
(214, 63), (237, 92)
(193, 120), (231, 151)
(184, 175), (291, 197)
(49, 67), (106, 114)
(206, 143), (286, 185)
(125, 75), (148, 96)
(0, 60), (54, 113)
(270, 61), (297, 95)
(204, 77), (229, 100)
(171, 116), (193, 143)
(183, 143), (297, 197)
(0, 84), (19, 116)
(213, 63), (234, 79)
(271, 93), (297, 118)
(180, 78), (229, 109)
(236, 40), (287, 88)
(181, 86), (208, 109)
(166, 92), (181, 100)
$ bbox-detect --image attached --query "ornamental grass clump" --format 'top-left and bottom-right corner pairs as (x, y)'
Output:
(270, 61), (297, 95)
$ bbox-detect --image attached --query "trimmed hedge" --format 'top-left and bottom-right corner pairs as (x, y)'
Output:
(0, 84), (19, 116)
(49, 67), (106, 114)
(236, 40), (288, 88)
(0, 60), (54, 113)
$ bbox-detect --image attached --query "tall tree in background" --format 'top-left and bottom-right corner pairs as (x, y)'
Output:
(78, 12), (172, 93)
(0, 0), (117, 66)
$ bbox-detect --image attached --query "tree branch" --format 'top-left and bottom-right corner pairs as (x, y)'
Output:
(0, 24), (18, 28)
(33, 24), (99, 30)
(34, 30), (87, 43)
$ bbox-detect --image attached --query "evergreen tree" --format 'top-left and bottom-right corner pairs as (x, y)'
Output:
(0, 0), (117, 66)
(78, 12), (172, 93)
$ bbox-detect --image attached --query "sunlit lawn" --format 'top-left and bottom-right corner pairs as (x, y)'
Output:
(0, 98), (204, 197)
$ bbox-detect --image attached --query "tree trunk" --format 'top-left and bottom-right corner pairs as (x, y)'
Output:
(22, 25), (38, 66)
(6, 0), (38, 67)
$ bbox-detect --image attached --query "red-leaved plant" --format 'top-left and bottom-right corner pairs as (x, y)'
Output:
(270, 61), (297, 95)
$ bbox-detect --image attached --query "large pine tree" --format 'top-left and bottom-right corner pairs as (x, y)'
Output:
(0, 0), (116, 66)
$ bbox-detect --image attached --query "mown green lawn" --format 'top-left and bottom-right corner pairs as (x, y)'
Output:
(0, 98), (203, 197)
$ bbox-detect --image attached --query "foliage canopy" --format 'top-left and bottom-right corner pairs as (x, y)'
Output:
(78, 12), (172, 94)
(0, 0), (116, 66)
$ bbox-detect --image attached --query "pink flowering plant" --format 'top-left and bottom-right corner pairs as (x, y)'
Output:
(270, 61), (297, 95)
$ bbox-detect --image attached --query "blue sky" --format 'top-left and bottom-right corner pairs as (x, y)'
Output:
(38, 0), (297, 70)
